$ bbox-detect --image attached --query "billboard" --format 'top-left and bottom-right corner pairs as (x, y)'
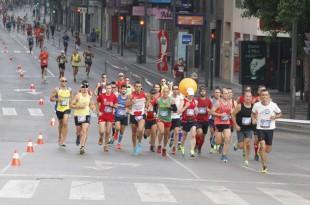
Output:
(240, 41), (267, 85)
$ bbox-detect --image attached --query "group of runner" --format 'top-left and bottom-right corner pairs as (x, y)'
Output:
(49, 72), (282, 174)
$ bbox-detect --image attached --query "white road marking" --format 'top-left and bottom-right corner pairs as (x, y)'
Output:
(277, 118), (310, 124)
(0, 92), (2, 102)
(134, 183), (177, 203)
(167, 154), (200, 179)
(202, 186), (250, 205)
(2, 107), (17, 116)
(258, 187), (310, 205)
(13, 50), (21, 53)
(69, 181), (105, 200)
(28, 108), (44, 116)
(46, 68), (55, 77)
(0, 180), (39, 198)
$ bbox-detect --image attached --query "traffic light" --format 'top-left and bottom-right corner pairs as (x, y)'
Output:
(119, 16), (124, 21)
(139, 20), (145, 27)
(76, 8), (81, 13)
(211, 29), (216, 41)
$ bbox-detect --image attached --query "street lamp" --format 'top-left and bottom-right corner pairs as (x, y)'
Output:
(119, 15), (124, 56)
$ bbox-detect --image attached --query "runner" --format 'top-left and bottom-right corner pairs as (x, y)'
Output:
(156, 87), (177, 157)
(114, 85), (129, 149)
(56, 50), (67, 79)
(49, 77), (72, 147)
(70, 49), (81, 83)
(75, 32), (81, 50)
(83, 45), (94, 78)
(70, 80), (95, 154)
(125, 77), (133, 95)
(195, 86), (212, 155)
(127, 81), (147, 155)
(97, 83), (118, 152)
(252, 89), (282, 173)
(170, 85), (183, 155)
(144, 89), (158, 152)
(211, 88), (233, 162)
(62, 32), (69, 54)
(95, 73), (108, 96)
(27, 34), (34, 54)
(179, 88), (198, 157)
(116, 73), (126, 90)
(232, 90), (254, 166)
(39, 47), (48, 82)
(208, 87), (221, 153)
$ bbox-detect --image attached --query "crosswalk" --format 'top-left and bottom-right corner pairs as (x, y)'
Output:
(0, 180), (308, 204)
(1, 107), (45, 117)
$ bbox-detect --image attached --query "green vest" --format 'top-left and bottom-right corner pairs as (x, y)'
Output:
(157, 97), (172, 122)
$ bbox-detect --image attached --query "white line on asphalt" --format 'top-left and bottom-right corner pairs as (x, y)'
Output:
(69, 181), (105, 200)
(1, 173), (307, 186)
(2, 99), (38, 102)
(277, 118), (310, 124)
(145, 78), (153, 86)
(2, 107), (17, 116)
(135, 183), (177, 203)
(0, 75), (53, 79)
(28, 108), (44, 116)
(0, 180), (39, 199)
(167, 154), (200, 179)
(46, 68), (55, 77)
(13, 50), (21, 53)
(258, 187), (310, 205)
(202, 186), (250, 205)
(242, 165), (310, 178)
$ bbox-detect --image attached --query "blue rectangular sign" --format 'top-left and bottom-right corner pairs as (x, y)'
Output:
(182, 34), (192, 45)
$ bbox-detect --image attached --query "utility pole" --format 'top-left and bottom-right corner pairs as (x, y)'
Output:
(142, 0), (147, 63)
(170, 0), (176, 74)
(86, 0), (89, 34)
(203, 0), (212, 88)
(290, 20), (297, 119)
(100, 0), (105, 47)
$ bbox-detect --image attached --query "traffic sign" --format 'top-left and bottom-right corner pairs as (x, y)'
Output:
(181, 34), (192, 46)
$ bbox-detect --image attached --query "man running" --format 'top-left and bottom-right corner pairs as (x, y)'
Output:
(95, 73), (108, 96)
(70, 80), (95, 154)
(27, 34), (34, 54)
(114, 85), (129, 149)
(252, 89), (282, 173)
(116, 73), (126, 90)
(56, 50), (67, 79)
(83, 45), (94, 78)
(232, 90), (254, 166)
(195, 86), (212, 155)
(70, 49), (81, 83)
(50, 77), (72, 147)
(62, 32), (69, 54)
(39, 47), (49, 82)
(209, 87), (221, 153)
(97, 84), (118, 152)
(179, 88), (198, 157)
(156, 87), (177, 157)
(127, 81), (147, 155)
(145, 89), (158, 152)
(211, 88), (233, 162)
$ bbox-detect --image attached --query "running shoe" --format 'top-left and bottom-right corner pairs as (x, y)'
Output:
(243, 160), (249, 167)
(143, 134), (148, 139)
(261, 166), (268, 174)
(177, 142), (182, 151)
(157, 145), (162, 154)
(98, 137), (103, 146)
(209, 147), (215, 154)
(180, 145), (185, 156)
(190, 149), (195, 158)
(150, 145), (155, 152)
(221, 155), (228, 163)
(61, 144), (66, 148)
(233, 143), (238, 151)
(115, 143), (121, 150)
(162, 148), (167, 157)
(76, 135), (80, 146)
(171, 146), (176, 155)
(108, 138), (114, 145)
(136, 143), (142, 155)
(80, 146), (85, 155)
(254, 154), (259, 161)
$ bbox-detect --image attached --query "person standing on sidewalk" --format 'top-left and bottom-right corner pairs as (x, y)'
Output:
(70, 49), (81, 83)
(173, 58), (185, 84)
(252, 89), (282, 173)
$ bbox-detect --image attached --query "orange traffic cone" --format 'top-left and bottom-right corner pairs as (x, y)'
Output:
(50, 118), (56, 127)
(37, 132), (44, 144)
(38, 98), (44, 106)
(11, 150), (21, 166)
(26, 139), (34, 153)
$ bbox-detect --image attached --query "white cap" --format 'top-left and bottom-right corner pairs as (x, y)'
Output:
(61, 50), (65, 53)
(187, 88), (195, 96)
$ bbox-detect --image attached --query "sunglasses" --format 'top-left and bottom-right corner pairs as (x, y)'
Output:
(102, 76), (107, 78)
(60, 80), (67, 82)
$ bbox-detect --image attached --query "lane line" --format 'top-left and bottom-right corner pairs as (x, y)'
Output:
(258, 187), (310, 205)
(2, 107), (17, 116)
(69, 181), (105, 200)
(28, 108), (44, 116)
(0, 180), (39, 199)
(134, 183), (177, 203)
(167, 154), (201, 179)
(202, 186), (250, 205)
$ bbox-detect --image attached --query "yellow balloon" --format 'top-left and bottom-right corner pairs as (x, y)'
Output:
(179, 78), (197, 96)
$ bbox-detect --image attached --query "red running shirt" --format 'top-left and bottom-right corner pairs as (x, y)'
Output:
(97, 93), (118, 121)
(181, 98), (197, 122)
(196, 97), (212, 122)
(214, 100), (232, 125)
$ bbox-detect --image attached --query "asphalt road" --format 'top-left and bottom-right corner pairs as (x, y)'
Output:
(0, 13), (310, 205)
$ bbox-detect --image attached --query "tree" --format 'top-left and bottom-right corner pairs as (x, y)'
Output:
(242, 0), (310, 101)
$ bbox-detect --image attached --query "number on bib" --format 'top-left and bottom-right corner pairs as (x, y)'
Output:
(159, 110), (168, 117)
(260, 119), (271, 128)
(186, 109), (194, 116)
(242, 117), (251, 125)
(221, 115), (230, 121)
(78, 116), (86, 123)
(60, 100), (68, 106)
(104, 106), (113, 113)
(198, 107), (207, 114)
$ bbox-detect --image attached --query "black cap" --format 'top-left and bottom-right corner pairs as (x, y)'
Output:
(81, 80), (89, 88)
(150, 88), (156, 95)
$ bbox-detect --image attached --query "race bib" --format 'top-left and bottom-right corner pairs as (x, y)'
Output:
(117, 109), (126, 116)
(198, 107), (207, 114)
(178, 66), (184, 72)
(86, 55), (91, 59)
(60, 100), (68, 106)
(78, 116), (86, 123)
(104, 106), (113, 113)
(186, 109), (195, 116)
(159, 110), (168, 117)
(221, 114), (230, 121)
(60, 59), (65, 64)
(135, 116), (143, 121)
(242, 117), (251, 125)
(42, 59), (47, 64)
(260, 119), (271, 128)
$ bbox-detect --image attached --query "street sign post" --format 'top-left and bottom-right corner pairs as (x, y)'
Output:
(181, 34), (192, 77)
